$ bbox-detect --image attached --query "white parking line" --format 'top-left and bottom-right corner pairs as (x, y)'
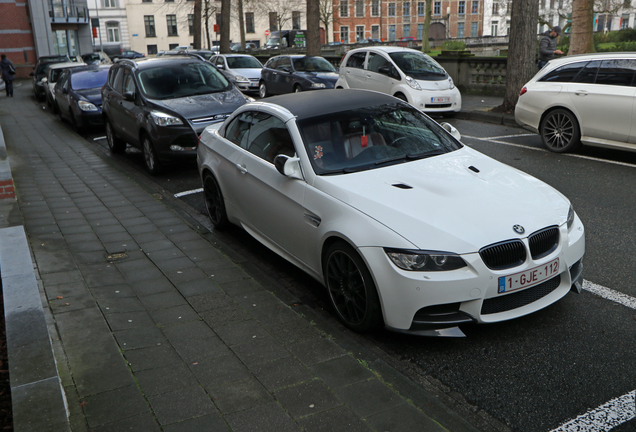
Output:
(550, 390), (635, 432)
(174, 188), (203, 198)
(93, 136), (106, 141)
(479, 133), (537, 140)
(583, 280), (636, 310)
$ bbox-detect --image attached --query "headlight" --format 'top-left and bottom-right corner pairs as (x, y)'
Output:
(234, 75), (250, 83)
(385, 248), (467, 271)
(449, 77), (455, 89)
(405, 75), (422, 90)
(567, 205), (575, 230)
(78, 100), (98, 112)
(150, 111), (183, 126)
(310, 82), (326, 89)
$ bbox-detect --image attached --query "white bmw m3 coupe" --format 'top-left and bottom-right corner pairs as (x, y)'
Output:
(197, 89), (585, 336)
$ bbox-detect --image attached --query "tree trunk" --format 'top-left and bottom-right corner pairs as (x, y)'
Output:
(193, 0), (202, 49)
(204, 0), (211, 49)
(220, 0), (231, 53)
(307, 0), (321, 56)
(238, 0), (246, 50)
(421, 0), (431, 53)
(569, 0), (595, 55)
(497, 0), (540, 112)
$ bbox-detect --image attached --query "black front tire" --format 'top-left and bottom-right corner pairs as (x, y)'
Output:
(324, 241), (383, 333)
(142, 134), (163, 175)
(106, 120), (126, 154)
(540, 109), (581, 153)
(259, 81), (269, 98)
(203, 173), (229, 229)
(293, 85), (302, 93)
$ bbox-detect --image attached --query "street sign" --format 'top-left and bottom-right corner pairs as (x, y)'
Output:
(265, 29), (270, 36)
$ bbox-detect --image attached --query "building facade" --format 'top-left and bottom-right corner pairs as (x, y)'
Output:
(87, 0), (130, 56)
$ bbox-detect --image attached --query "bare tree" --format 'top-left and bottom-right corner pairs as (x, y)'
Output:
(238, 0), (246, 50)
(254, 0), (305, 36)
(421, 0), (432, 52)
(193, 0), (202, 49)
(307, 0), (321, 55)
(495, 0), (540, 112)
(220, 0), (231, 52)
(319, 0), (333, 43)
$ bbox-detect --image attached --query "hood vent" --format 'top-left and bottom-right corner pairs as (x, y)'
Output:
(392, 183), (413, 189)
(468, 166), (480, 173)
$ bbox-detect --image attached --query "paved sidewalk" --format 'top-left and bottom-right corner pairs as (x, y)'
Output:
(0, 82), (509, 432)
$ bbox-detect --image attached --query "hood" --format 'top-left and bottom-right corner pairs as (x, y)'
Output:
(151, 88), (246, 121)
(416, 77), (453, 91)
(297, 71), (339, 84)
(76, 88), (103, 106)
(229, 68), (262, 80)
(313, 146), (570, 253)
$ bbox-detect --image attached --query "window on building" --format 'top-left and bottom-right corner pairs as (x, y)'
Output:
(340, 26), (349, 43)
(458, 1), (465, 15)
(340, 0), (349, 17)
(165, 0), (174, 2)
(472, 0), (479, 13)
(188, 14), (194, 35)
(506, 20), (510, 34)
(356, 25), (364, 41)
(417, 23), (424, 39)
(550, 0), (555, 8)
(388, 2), (395, 16)
(269, 12), (278, 31)
(457, 22), (464, 38)
(389, 24), (396, 40)
(106, 22), (120, 42)
(491, 20), (498, 36)
(147, 44), (158, 54)
(492, 2), (499, 14)
(403, 24), (410, 37)
(167, 15), (178, 36)
(622, 13), (630, 29)
(292, 11), (301, 29)
(246, 12), (255, 33)
(355, 0), (364, 17)
(471, 21), (478, 37)
(144, 15), (156, 37)
(403, 2), (410, 16)
(371, 0), (379, 16)
(142, 0), (151, 3)
(104, 0), (116, 7)
(418, 1), (425, 15)
(372, 24), (379, 38)
(434, 1), (441, 15)
(169, 43), (179, 50)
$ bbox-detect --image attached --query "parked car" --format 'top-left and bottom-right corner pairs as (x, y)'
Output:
(31, 54), (72, 101)
(515, 52), (636, 153)
(44, 62), (92, 110)
(335, 46), (461, 115)
(230, 42), (258, 52)
(54, 65), (111, 132)
(113, 50), (145, 61)
(101, 56), (250, 174)
(211, 54), (262, 94)
(81, 51), (113, 65)
(161, 49), (215, 61)
(259, 55), (338, 98)
(197, 89), (585, 335)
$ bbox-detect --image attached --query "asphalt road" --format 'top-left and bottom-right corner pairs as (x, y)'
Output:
(47, 99), (636, 432)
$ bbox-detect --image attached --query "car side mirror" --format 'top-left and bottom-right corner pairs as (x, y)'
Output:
(274, 155), (303, 180)
(42, 77), (48, 83)
(378, 65), (391, 75)
(216, 64), (225, 69)
(441, 122), (461, 141)
(123, 91), (135, 102)
(282, 67), (291, 73)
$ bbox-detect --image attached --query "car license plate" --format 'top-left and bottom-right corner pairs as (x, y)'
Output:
(431, 96), (450, 103)
(498, 258), (560, 294)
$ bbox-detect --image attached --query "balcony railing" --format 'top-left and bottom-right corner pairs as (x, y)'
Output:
(48, 1), (90, 24)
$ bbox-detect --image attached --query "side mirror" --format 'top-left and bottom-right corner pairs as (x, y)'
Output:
(123, 91), (135, 102)
(378, 65), (391, 75)
(274, 155), (303, 180)
(441, 122), (461, 141)
(41, 77), (48, 83)
(282, 67), (291, 73)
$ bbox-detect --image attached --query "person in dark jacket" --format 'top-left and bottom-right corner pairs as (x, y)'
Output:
(0, 54), (16, 97)
(538, 26), (564, 70)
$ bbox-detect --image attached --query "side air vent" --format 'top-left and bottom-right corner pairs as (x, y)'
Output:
(392, 183), (413, 189)
(468, 166), (480, 173)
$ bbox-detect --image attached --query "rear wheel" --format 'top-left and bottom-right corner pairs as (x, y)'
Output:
(324, 241), (383, 333)
(540, 109), (581, 153)
(142, 134), (163, 175)
(293, 84), (302, 93)
(106, 120), (126, 154)
(259, 81), (269, 98)
(203, 173), (229, 229)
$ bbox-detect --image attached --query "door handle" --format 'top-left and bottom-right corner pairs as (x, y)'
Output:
(574, 90), (588, 96)
(236, 163), (248, 174)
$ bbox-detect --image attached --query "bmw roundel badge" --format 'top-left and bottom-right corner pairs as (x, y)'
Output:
(513, 225), (525, 234)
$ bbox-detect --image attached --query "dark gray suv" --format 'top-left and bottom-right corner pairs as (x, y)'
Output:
(102, 56), (250, 174)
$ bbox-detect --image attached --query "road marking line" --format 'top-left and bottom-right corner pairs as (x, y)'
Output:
(174, 188), (203, 198)
(479, 133), (537, 139)
(462, 135), (636, 169)
(93, 136), (106, 141)
(583, 280), (636, 310)
(550, 390), (635, 432)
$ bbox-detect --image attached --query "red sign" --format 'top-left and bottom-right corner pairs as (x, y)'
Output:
(265, 29), (270, 36)
(214, 24), (219, 33)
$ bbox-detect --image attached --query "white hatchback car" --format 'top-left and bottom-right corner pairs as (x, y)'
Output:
(335, 46), (461, 115)
(515, 52), (636, 153)
(197, 89), (585, 336)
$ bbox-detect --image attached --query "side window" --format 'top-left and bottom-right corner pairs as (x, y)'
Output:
(572, 60), (601, 84)
(277, 57), (291, 71)
(215, 57), (224, 68)
(224, 111), (253, 148)
(539, 61), (589, 83)
(123, 72), (136, 94)
(594, 59), (636, 86)
(113, 67), (126, 93)
(346, 52), (367, 69)
(367, 52), (391, 73)
(265, 58), (279, 69)
(245, 114), (295, 163)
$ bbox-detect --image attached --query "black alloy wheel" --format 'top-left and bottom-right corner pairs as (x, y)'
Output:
(324, 241), (383, 332)
(106, 121), (126, 153)
(203, 173), (229, 229)
(540, 108), (581, 153)
(142, 134), (163, 175)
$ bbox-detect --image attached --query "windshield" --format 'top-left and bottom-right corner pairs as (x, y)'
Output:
(292, 57), (336, 73)
(137, 62), (231, 100)
(388, 52), (447, 79)
(227, 56), (262, 69)
(298, 103), (462, 175)
(265, 37), (280, 47)
(70, 68), (109, 90)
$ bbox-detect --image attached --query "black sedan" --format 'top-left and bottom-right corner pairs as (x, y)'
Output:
(54, 65), (111, 132)
(113, 50), (145, 60)
(259, 55), (338, 98)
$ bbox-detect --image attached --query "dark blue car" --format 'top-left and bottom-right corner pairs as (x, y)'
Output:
(54, 65), (111, 132)
(259, 55), (338, 98)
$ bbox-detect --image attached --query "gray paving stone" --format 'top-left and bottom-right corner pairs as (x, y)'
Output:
(176, 277), (221, 297)
(132, 230), (168, 244)
(49, 291), (96, 313)
(96, 296), (146, 314)
(74, 250), (109, 264)
(334, 379), (405, 418)
(148, 385), (218, 425)
(138, 238), (176, 253)
(365, 402), (447, 432)
(264, 315), (323, 346)
(163, 413), (230, 432)
(233, 289), (282, 308)
(11, 378), (71, 432)
(208, 377), (274, 414)
(94, 224), (128, 236)
(104, 310), (156, 331)
(274, 380), (343, 419)
(67, 240), (105, 253)
(162, 320), (230, 362)
(190, 355), (252, 388)
(296, 405), (373, 432)
(150, 304), (201, 327)
(139, 290), (187, 311)
(176, 238), (213, 253)
(225, 402), (301, 432)
(130, 277), (176, 296)
(309, 356), (376, 389)
(209, 266), (251, 285)
(41, 269), (84, 286)
(214, 319), (271, 346)
(123, 343), (183, 372)
(156, 256), (198, 273)
(167, 267), (211, 284)
(126, 223), (161, 235)
(97, 231), (135, 244)
(287, 337), (347, 367)
(119, 262), (165, 283)
(64, 232), (100, 244)
(79, 263), (127, 288)
(252, 356), (315, 391)
(200, 302), (253, 328)
(91, 412), (162, 432)
(145, 248), (187, 261)
(231, 336), (291, 367)
(113, 326), (168, 350)
(90, 284), (138, 300)
(43, 280), (89, 301)
(187, 291), (235, 313)
(248, 302), (302, 327)
(82, 385), (150, 428)
(219, 278), (264, 299)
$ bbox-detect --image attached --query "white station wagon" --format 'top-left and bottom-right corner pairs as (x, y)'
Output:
(197, 90), (585, 336)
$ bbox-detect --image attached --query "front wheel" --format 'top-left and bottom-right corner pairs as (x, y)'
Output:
(540, 109), (581, 153)
(203, 173), (229, 229)
(142, 135), (163, 175)
(324, 241), (383, 332)
(259, 81), (269, 98)
(106, 120), (126, 153)
(293, 85), (302, 93)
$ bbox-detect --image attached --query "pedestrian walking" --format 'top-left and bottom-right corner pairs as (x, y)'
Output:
(0, 54), (16, 97)
(538, 26), (564, 70)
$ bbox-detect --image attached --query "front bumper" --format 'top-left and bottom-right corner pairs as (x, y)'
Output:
(359, 214), (585, 334)
(235, 79), (260, 93)
(411, 87), (462, 113)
